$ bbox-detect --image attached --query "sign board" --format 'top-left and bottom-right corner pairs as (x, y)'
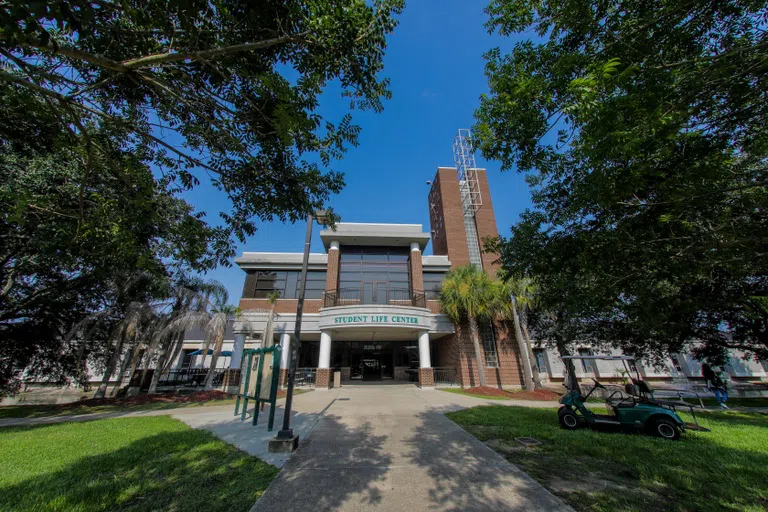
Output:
(233, 346), (282, 431)
(258, 352), (274, 401)
(247, 353), (261, 397)
(333, 315), (420, 325)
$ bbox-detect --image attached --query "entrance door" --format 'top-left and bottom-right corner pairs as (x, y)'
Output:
(361, 281), (388, 305)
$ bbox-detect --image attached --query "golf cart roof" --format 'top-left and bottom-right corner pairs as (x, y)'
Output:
(561, 355), (636, 361)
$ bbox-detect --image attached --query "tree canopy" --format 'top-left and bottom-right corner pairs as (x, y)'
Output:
(476, 0), (768, 363)
(0, 1), (404, 396)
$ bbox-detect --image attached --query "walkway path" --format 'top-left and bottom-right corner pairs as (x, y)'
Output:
(251, 385), (572, 511)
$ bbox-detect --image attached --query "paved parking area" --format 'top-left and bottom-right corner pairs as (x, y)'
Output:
(251, 385), (572, 512)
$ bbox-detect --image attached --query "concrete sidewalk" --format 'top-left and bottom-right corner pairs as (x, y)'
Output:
(251, 385), (572, 511)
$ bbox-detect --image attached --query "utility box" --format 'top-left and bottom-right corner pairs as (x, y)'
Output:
(333, 371), (341, 388)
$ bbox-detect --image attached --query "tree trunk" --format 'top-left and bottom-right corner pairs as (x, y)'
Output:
(149, 331), (183, 394)
(521, 315), (542, 389)
(468, 316), (488, 388)
(204, 333), (225, 390)
(112, 341), (142, 397)
(139, 336), (161, 392)
(511, 301), (535, 390)
(556, 336), (579, 391)
(162, 331), (185, 375)
(94, 337), (123, 398)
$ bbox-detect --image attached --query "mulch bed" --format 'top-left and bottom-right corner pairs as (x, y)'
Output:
(463, 386), (560, 401)
(10, 390), (233, 413)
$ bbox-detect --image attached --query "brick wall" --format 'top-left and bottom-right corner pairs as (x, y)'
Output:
(325, 246), (340, 292)
(473, 169), (501, 275)
(442, 319), (524, 388)
(238, 298), (319, 313)
(409, 249), (424, 292)
(428, 168), (471, 267)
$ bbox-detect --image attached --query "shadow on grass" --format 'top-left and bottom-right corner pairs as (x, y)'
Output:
(0, 418), (278, 512)
(446, 405), (768, 512)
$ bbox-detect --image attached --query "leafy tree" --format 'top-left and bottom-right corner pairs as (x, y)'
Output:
(476, 0), (768, 363)
(0, 0), (405, 240)
(0, 134), (228, 397)
(439, 265), (513, 388)
(0, 0), (405, 396)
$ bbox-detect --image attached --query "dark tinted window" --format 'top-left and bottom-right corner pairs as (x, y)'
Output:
(243, 270), (326, 299)
(423, 271), (447, 298)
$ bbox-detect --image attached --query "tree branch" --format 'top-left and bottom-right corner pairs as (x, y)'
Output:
(0, 70), (220, 175)
(121, 31), (309, 69)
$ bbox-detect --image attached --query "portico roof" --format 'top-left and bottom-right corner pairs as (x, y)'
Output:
(319, 222), (431, 251)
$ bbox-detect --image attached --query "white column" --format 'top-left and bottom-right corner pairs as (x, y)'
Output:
(410, 242), (420, 253)
(318, 331), (332, 369)
(418, 331), (431, 368)
(280, 333), (291, 370)
(330, 240), (340, 250)
(230, 333), (246, 369)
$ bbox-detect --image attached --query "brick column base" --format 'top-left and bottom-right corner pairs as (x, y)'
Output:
(279, 369), (288, 389)
(418, 368), (435, 389)
(316, 368), (333, 390)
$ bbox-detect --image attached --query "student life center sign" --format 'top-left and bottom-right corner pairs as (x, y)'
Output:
(333, 315), (420, 325)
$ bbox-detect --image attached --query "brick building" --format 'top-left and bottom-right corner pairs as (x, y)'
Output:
(229, 167), (527, 389)
(218, 166), (768, 392)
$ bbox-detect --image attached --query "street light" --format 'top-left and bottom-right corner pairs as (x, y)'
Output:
(272, 209), (330, 450)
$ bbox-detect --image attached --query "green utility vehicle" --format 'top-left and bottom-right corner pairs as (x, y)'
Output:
(557, 355), (710, 440)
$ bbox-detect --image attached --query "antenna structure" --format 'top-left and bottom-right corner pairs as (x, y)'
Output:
(452, 129), (483, 214)
(452, 129), (483, 268)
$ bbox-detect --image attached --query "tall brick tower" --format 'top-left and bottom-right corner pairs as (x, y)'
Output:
(427, 131), (500, 274)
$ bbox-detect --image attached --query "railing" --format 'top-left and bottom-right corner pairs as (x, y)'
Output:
(293, 368), (317, 388)
(156, 368), (227, 388)
(323, 288), (427, 308)
(434, 366), (460, 387)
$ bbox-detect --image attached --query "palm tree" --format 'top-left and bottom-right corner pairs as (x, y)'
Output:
(93, 301), (153, 398)
(147, 278), (224, 394)
(438, 265), (512, 388)
(505, 275), (537, 390)
(202, 301), (241, 390)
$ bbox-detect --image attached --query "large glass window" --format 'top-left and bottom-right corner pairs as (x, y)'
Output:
(338, 246), (411, 293)
(243, 270), (326, 299)
(423, 271), (446, 298)
(480, 320), (499, 368)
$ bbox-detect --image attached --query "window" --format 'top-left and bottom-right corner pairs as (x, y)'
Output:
(243, 270), (326, 299)
(480, 320), (499, 368)
(338, 246), (410, 293)
(534, 349), (547, 373)
(423, 271), (447, 299)
(577, 348), (594, 373)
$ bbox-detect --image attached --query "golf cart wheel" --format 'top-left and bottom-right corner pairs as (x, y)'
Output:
(651, 418), (681, 441)
(558, 407), (580, 430)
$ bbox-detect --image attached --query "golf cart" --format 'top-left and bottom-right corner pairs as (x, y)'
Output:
(557, 355), (710, 440)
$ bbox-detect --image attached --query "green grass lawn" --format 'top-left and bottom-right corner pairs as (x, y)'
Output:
(447, 406), (768, 512)
(0, 416), (279, 512)
(698, 397), (768, 408)
(0, 396), (237, 420)
(439, 388), (511, 400)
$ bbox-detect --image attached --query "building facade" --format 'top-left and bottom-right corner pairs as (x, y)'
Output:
(228, 167), (529, 389)
(215, 166), (768, 392)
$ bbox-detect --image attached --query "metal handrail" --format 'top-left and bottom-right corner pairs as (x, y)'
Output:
(323, 288), (427, 308)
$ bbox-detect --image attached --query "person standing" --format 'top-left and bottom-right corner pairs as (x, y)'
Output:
(702, 363), (729, 409)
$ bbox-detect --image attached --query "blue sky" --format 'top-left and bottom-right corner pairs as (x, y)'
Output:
(183, 2), (533, 304)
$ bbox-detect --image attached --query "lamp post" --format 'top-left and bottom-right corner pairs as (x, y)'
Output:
(273, 210), (329, 448)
